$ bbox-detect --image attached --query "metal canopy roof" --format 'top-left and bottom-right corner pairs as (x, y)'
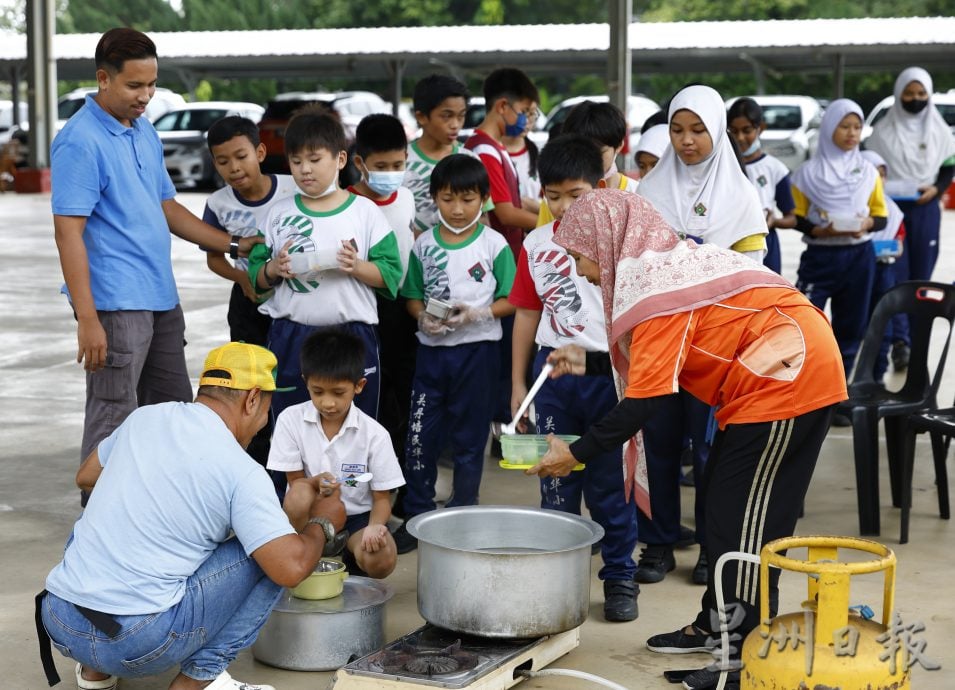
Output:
(1, 17), (954, 82)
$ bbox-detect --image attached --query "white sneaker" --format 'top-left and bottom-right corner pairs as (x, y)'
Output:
(204, 671), (276, 690)
(74, 663), (118, 690)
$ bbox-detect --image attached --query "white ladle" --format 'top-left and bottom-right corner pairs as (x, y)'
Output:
(501, 363), (554, 435)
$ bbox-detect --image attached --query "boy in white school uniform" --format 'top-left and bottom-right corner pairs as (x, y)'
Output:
(268, 329), (404, 578)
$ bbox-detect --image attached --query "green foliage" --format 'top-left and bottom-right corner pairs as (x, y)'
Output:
(194, 79), (213, 101)
(57, 0), (181, 33)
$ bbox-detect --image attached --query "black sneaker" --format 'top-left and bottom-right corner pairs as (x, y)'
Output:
(634, 544), (676, 583)
(646, 624), (713, 654)
(681, 666), (740, 690)
(891, 340), (910, 371)
(603, 579), (638, 622)
(392, 523), (418, 554)
(692, 549), (708, 585)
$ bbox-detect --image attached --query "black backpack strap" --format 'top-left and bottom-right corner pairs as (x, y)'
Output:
(34, 590), (61, 686)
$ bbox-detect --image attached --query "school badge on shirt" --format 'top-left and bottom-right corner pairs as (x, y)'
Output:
(468, 262), (487, 282)
(693, 202), (707, 216)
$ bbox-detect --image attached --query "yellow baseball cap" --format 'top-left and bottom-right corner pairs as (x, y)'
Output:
(199, 342), (295, 392)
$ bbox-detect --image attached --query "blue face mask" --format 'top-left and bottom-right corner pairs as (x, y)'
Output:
(365, 169), (405, 196)
(741, 139), (760, 157)
(505, 110), (528, 137)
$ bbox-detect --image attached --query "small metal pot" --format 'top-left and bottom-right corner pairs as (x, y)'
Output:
(407, 505), (603, 638)
(252, 576), (393, 671)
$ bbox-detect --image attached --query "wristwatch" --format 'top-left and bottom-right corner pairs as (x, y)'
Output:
(229, 235), (240, 260)
(305, 516), (335, 542)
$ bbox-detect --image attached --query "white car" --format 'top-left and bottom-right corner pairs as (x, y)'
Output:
(726, 95), (823, 171)
(533, 94), (660, 169)
(154, 101), (265, 189)
(862, 91), (955, 146)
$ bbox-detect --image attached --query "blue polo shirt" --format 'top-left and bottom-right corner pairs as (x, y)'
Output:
(51, 94), (179, 311)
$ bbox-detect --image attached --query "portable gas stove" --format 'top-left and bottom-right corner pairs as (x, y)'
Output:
(331, 624), (580, 688)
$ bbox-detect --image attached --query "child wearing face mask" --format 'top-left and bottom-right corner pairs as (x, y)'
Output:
(348, 114), (419, 489)
(727, 97), (797, 275)
(867, 67), (955, 284)
(537, 100), (640, 226)
(392, 154), (516, 553)
(791, 98), (888, 384)
(248, 110), (403, 438)
(867, 67), (955, 371)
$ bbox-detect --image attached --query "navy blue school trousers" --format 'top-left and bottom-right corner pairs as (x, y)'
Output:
(268, 318), (381, 421)
(639, 390), (711, 546)
(796, 242), (875, 377)
(870, 259), (900, 380)
(895, 199), (941, 282)
(533, 348), (638, 582)
(403, 341), (499, 517)
(763, 228), (781, 274)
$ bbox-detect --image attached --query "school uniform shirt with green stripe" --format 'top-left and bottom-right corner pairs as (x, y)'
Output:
(253, 193), (402, 326)
(402, 224), (516, 347)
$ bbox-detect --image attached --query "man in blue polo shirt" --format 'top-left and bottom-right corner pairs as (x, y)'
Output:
(51, 28), (260, 506)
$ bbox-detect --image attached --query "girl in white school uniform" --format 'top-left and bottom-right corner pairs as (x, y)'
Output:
(629, 85), (768, 587)
(867, 67), (955, 283)
(791, 98), (888, 380)
(638, 84), (768, 260)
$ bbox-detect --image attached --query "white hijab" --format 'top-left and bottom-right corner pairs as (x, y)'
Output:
(635, 124), (669, 159)
(860, 150), (905, 241)
(637, 85), (766, 249)
(792, 98), (876, 217)
(867, 67), (955, 187)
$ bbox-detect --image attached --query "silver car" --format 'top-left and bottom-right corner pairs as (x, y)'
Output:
(155, 101), (265, 189)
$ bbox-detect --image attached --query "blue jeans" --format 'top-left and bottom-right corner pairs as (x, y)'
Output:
(41, 538), (282, 681)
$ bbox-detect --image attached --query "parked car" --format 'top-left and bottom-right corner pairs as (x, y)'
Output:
(726, 95), (823, 171)
(154, 101), (264, 189)
(862, 91), (955, 146)
(533, 94), (660, 169)
(258, 91), (390, 173)
(7, 87), (188, 167)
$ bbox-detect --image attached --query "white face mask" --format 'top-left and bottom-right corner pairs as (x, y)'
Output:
(741, 139), (760, 157)
(301, 178), (338, 200)
(438, 208), (482, 235)
(603, 160), (618, 180)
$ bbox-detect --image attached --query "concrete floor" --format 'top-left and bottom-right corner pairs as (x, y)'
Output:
(1, 190), (953, 689)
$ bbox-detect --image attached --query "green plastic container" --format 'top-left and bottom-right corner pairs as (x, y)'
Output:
(499, 434), (581, 470)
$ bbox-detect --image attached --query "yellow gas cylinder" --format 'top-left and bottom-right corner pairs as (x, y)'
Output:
(739, 536), (910, 689)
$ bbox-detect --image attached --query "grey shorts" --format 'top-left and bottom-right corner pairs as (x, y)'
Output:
(80, 306), (193, 462)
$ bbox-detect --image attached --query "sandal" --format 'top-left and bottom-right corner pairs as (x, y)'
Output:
(75, 663), (118, 690)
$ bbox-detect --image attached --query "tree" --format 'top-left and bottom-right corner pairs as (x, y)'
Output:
(57, 0), (181, 33)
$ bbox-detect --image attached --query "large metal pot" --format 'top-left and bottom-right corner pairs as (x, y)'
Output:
(407, 505), (603, 638)
(252, 576), (393, 671)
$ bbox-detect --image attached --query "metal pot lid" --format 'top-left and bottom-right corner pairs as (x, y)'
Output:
(274, 575), (394, 614)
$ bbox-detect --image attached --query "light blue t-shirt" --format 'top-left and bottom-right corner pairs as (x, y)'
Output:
(45, 402), (295, 615)
(51, 94), (179, 311)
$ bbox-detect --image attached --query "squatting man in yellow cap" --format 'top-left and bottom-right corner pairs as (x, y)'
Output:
(36, 343), (345, 690)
